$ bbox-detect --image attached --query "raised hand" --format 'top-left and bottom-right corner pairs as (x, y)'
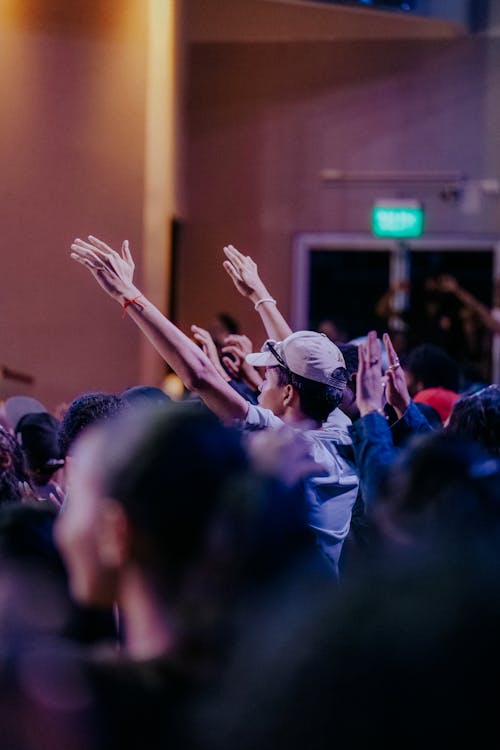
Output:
(191, 324), (229, 381)
(435, 274), (460, 294)
(70, 236), (138, 303)
(48, 484), (66, 511)
(222, 245), (267, 300)
(221, 334), (263, 389)
(356, 331), (384, 417)
(383, 332), (410, 418)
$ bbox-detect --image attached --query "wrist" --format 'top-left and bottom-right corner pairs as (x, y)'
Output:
(249, 284), (270, 304)
(359, 404), (386, 418)
(393, 398), (410, 420)
(118, 285), (142, 306)
(254, 297), (277, 311)
(120, 287), (144, 317)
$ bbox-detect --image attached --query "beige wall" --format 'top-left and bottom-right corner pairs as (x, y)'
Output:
(178, 37), (498, 347)
(0, 1), (148, 410)
(1, 2), (498, 407)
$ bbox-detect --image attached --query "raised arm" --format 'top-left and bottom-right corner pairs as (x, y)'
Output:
(70, 236), (249, 422)
(436, 275), (500, 334)
(223, 245), (293, 341)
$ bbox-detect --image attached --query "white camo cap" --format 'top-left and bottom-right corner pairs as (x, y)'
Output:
(246, 331), (347, 388)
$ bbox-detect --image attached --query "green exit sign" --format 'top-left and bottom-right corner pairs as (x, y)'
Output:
(372, 200), (425, 238)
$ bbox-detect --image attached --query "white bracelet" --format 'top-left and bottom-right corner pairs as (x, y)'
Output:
(254, 297), (277, 310)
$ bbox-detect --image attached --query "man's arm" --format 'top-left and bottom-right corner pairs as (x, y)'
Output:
(437, 275), (500, 334)
(223, 245), (293, 341)
(70, 236), (249, 423)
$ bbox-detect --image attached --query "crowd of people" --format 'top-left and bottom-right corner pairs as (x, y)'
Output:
(0, 234), (499, 748)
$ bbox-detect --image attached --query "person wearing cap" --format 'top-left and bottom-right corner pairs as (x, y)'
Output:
(15, 412), (65, 506)
(243, 332), (359, 574)
(70, 236), (359, 577)
(4, 398), (65, 509)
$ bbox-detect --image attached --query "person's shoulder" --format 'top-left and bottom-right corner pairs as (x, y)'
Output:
(323, 408), (352, 431)
(311, 411), (353, 446)
(243, 403), (284, 430)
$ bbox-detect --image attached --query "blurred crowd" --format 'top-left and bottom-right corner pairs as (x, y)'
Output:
(0, 236), (498, 749)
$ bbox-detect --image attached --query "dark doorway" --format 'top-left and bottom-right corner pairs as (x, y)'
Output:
(309, 249), (391, 341)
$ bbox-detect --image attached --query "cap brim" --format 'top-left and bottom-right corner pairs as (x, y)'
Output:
(4, 396), (47, 431)
(245, 351), (277, 368)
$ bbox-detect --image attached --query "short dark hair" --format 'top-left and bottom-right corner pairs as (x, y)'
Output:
(404, 344), (460, 392)
(58, 392), (124, 457)
(447, 385), (500, 457)
(276, 366), (347, 422)
(337, 344), (359, 378)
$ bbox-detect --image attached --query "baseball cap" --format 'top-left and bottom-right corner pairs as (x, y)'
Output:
(246, 331), (347, 388)
(4, 396), (47, 432)
(121, 385), (172, 407)
(16, 412), (64, 472)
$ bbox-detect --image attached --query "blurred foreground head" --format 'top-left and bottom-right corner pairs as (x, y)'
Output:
(375, 431), (500, 558)
(56, 403), (308, 611)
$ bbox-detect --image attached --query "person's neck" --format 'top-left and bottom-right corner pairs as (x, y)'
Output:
(282, 409), (321, 430)
(118, 567), (176, 661)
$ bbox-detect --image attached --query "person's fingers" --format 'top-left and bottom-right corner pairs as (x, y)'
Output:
(223, 334), (240, 345)
(357, 342), (367, 375)
(366, 330), (381, 366)
(191, 330), (208, 345)
(223, 245), (245, 271)
(121, 240), (134, 266)
(70, 248), (101, 267)
(71, 253), (103, 272)
(49, 491), (63, 509)
(383, 332), (398, 365)
(87, 235), (116, 255)
(223, 245), (239, 263)
(366, 331), (375, 364)
(72, 238), (109, 259)
(221, 345), (241, 360)
(71, 243), (107, 265)
(74, 241), (111, 261)
(383, 332), (403, 373)
(222, 356), (238, 376)
(224, 244), (246, 262)
(223, 260), (243, 282)
(72, 238), (113, 264)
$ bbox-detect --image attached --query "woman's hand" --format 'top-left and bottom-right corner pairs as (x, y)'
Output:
(191, 324), (229, 381)
(222, 245), (268, 300)
(356, 331), (385, 417)
(70, 236), (139, 304)
(383, 332), (410, 418)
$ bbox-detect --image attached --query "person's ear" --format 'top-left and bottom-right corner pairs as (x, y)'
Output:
(282, 383), (295, 408)
(96, 499), (132, 569)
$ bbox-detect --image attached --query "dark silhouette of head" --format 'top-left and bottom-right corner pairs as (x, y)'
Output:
(404, 344), (460, 396)
(447, 384), (500, 457)
(58, 392), (124, 457)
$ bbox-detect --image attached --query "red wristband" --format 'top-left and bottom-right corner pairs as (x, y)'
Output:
(122, 295), (143, 318)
